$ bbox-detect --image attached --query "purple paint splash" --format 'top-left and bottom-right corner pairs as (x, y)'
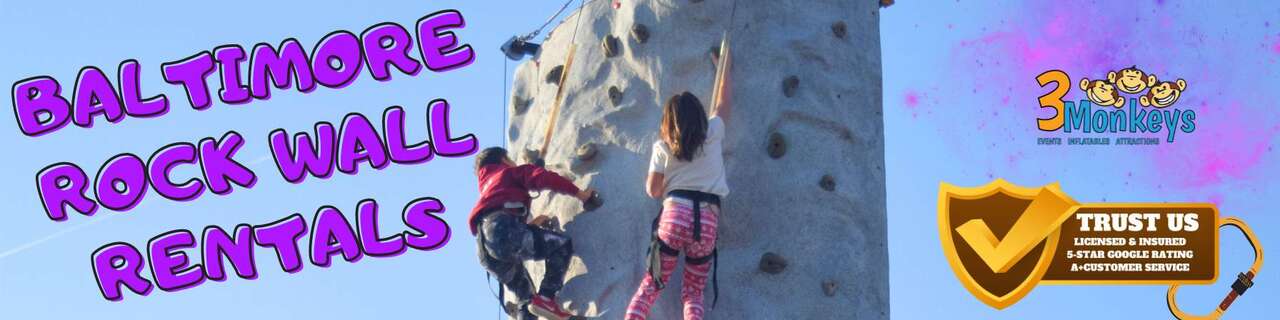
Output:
(906, 1), (1280, 190)
(1153, 102), (1279, 187)
(903, 90), (920, 108)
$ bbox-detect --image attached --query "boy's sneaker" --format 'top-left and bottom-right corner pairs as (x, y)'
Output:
(530, 295), (573, 320)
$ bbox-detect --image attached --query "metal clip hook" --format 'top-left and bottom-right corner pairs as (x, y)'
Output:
(1167, 217), (1264, 320)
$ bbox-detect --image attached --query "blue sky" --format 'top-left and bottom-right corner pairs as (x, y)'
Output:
(1, 0), (1276, 319)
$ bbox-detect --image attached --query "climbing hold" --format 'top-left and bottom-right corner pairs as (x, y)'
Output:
(631, 24), (649, 44)
(782, 75), (800, 98)
(602, 34), (621, 58)
(831, 21), (847, 39)
(608, 86), (623, 106)
(823, 280), (838, 297)
(582, 191), (604, 211)
(576, 142), (598, 162)
(545, 65), (564, 85)
(880, 0), (895, 8)
(759, 252), (788, 274)
(767, 132), (786, 159)
(512, 96), (532, 115)
(521, 149), (541, 165)
(819, 174), (836, 191)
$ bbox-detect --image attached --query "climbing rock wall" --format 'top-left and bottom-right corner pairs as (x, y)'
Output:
(505, 1), (887, 318)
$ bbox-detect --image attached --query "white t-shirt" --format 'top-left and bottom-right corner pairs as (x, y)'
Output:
(649, 116), (729, 197)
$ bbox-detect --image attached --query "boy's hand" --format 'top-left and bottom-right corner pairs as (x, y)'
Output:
(576, 188), (596, 202)
(580, 189), (604, 212)
(529, 215), (553, 228)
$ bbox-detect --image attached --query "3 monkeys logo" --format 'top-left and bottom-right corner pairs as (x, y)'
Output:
(1036, 66), (1196, 143)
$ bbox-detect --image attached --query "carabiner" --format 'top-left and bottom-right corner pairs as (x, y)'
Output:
(1167, 216), (1264, 320)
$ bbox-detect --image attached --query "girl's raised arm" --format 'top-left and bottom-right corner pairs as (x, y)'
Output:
(711, 40), (733, 122)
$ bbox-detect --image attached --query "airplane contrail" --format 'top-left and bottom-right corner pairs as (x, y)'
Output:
(0, 215), (114, 260)
(248, 153), (272, 166)
(0, 153), (273, 261)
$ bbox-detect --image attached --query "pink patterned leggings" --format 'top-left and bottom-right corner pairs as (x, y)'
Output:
(625, 198), (719, 320)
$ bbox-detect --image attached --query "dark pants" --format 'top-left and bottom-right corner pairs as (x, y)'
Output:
(477, 212), (573, 319)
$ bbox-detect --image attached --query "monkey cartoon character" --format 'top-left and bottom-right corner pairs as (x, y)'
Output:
(1139, 78), (1187, 108)
(1108, 65), (1152, 94)
(1079, 78), (1125, 108)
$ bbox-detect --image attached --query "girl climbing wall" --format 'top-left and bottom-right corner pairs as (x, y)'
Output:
(626, 48), (733, 320)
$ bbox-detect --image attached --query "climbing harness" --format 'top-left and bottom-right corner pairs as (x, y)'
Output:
(479, 218), (507, 319)
(669, 190), (718, 241)
(1167, 216), (1264, 320)
(646, 190), (722, 307)
(478, 202), (530, 319)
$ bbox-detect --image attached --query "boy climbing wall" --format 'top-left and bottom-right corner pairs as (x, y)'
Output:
(469, 147), (601, 320)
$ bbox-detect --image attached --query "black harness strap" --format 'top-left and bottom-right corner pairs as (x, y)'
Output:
(667, 190), (720, 241)
(685, 249), (719, 308)
(648, 216), (679, 290)
(474, 204), (528, 318)
(476, 222), (506, 316)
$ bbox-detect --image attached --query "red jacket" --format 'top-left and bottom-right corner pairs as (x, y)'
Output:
(468, 163), (582, 234)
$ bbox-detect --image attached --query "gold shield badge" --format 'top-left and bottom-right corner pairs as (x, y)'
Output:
(938, 179), (1078, 309)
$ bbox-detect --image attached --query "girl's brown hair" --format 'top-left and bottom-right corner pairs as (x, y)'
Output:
(660, 92), (708, 162)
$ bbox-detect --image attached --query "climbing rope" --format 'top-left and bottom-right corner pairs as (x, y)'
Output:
(492, 3), (593, 315)
(518, 0), (578, 42)
(706, 0), (740, 311)
(501, 0), (608, 152)
(729, 0), (740, 23)
(710, 0), (739, 110)
(501, 58), (508, 148)
(536, 0), (592, 163)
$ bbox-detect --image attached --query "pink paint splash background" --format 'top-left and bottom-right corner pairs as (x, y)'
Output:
(899, 1), (1279, 195)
